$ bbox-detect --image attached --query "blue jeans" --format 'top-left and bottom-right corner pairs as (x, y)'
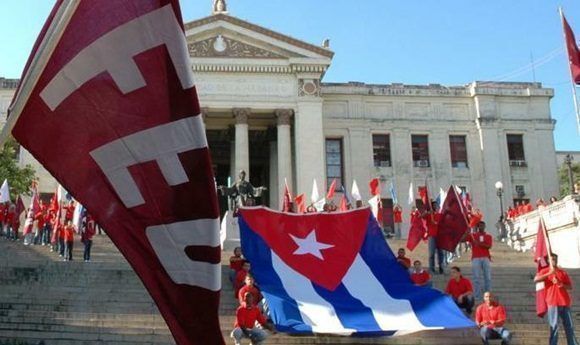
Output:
(480, 326), (511, 345)
(83, 240), (92, 261)
(41, 224), (52, 245)
(453, 295), (475, 314)
(548, 306), (578, 345)
(428, 237), (443, 272)
(231, 327), (268, 345)
(472, 257), (491, 301)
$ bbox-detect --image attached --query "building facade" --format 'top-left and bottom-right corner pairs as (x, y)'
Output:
(1, 5), (560, 236)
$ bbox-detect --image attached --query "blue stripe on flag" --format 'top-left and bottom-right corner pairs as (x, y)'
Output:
(238, 216), (312, 334)
(358, 215), (474, 329)
(312, 283), (394, 336)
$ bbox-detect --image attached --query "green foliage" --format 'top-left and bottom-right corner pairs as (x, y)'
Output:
(0, 138), (36, 199)
(559, 161), (580, 197)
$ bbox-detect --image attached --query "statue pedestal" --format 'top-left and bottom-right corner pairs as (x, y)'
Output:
(221, 211), (241, 251)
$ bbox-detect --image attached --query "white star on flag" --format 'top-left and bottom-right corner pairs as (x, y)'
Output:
(290, 230), (334, 260)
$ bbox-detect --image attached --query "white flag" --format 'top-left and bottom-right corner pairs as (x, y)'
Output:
(408, 182), (414, 205)
(351, 180), (362, 201)
(368, 195), (380, 219)
(311, 179), (320, 204)
(0, 179), (10, 203)
(313, 198), (325, 212)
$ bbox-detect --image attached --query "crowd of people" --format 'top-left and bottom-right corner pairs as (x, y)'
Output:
(0, 197), (99, 263)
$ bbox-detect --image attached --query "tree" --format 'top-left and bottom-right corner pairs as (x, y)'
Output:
(559, 161), (580, 197)
(0, 138), (36, 199)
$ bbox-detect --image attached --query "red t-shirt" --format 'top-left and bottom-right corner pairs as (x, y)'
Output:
(410, 270), (431, 286)
(475, 303), (506, 328)
(397, 256), (411, 269)
(63, 225), (74, 242)
(230, 256), (244, 271)
(424, 212), (440, 237)
(234, 270), (249, 297)
(234, 305), (267, 328)
(539, 267), (572, 307)
(238, 285), (263, 306)
(446, 276), (473, 299)
(467, 233), (492, 260)
(523, 204), (533, 213)
(393, 209), (403, 223)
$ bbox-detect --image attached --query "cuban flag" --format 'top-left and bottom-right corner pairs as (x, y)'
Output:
(239, 207), (474, 335)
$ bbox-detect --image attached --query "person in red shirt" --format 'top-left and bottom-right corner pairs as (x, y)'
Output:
(476, 291), (511, 345)
(393, 204), (403, 239)
(63, 200), (75, 222)
(522, 200), (533, 214)
(410, 260), (432, 288)
(63, 220), (75, 261)
(229, 247), (244, 285)
(238, 274), (263, 307)
(396, 248), (411, 270)
(231, 292), (274, 345)
(423, 201), (443, 274)
(466, 221), (492, 302)
(81, 214), (96, 262)
(445, 266), (474, 314)
(234, 261), (251, 298)
(534, 254), (578, 345)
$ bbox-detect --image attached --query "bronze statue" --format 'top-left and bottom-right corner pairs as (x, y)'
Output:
(219, 170), (267, 213)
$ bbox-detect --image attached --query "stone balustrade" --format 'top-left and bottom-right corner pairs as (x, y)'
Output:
(505, 194), (580, 267)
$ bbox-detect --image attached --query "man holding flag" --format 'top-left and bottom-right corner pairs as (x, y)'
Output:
(534, 253), (578, 345)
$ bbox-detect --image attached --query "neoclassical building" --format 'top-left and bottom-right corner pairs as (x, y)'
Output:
(0, 3), (560, 236)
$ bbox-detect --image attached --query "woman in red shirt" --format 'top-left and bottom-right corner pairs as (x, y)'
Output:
(63, 220), (75, 261)
(410, 260), (432, 288)
(445, 266), (475, 314)
(393, 204), (403, 239)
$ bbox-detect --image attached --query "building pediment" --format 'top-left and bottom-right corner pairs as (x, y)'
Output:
(184, 14), (333, 75)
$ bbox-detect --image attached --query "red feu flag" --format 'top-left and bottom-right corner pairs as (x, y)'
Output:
(369, 178), (380, 196)
(339, 195), (348, 211)
(22, 188), (39, 236)
(563, 13), (580, 84)
(436, 186), (469, 252)
(15, 195), (25, 218)
(6, 2), (222, 345)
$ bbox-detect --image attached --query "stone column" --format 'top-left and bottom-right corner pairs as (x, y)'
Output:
(233, 108), (250, 179)
(295, 100), (325, 196)
(276, 109), (293, 198)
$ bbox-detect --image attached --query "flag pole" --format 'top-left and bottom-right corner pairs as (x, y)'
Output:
(0, 0), (80, 146)
(559, 7), (580, 134)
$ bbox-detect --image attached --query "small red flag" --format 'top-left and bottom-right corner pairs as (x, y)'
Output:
(294, 194), (306, 213)
(281, 182), (293, 213)
(563, 13), (580, 84)
(436, 186), (469, 252)
(339, 195), (348, 211)
(15, 195), (25, 218)
(369, 178), (380, 196)
(534, 221), (549, 318)
(418, 186), (429, 210)
(22, 188), (39, 236)
(326, 179), (337, 200)
(406, 210), (426, 251)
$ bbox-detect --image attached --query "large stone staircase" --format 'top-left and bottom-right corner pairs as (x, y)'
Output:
(0, 233), (579, 345)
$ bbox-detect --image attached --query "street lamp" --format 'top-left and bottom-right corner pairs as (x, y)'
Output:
(495, 181), (504, 215)
(564, 154), (574, 195)
(495, 181), (505, 240)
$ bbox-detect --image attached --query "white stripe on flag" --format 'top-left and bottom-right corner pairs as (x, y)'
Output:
(271, 251), (354, 335)
(342, 254), (432, 332)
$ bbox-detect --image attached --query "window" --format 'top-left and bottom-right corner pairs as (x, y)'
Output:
(411, 135), (430, 167)
(449, 135), (468, 168)
(372, 134), (391, 167)
(507, 134), (526, 166)
(325, 139), (343, 190)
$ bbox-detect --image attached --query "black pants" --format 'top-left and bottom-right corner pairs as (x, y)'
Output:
(64, 240), (73, 261)
(83, 240), (92, 261)
(454, 295), (475, 314)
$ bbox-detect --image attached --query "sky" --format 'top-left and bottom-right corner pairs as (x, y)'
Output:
(1, 1), (579, 151)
